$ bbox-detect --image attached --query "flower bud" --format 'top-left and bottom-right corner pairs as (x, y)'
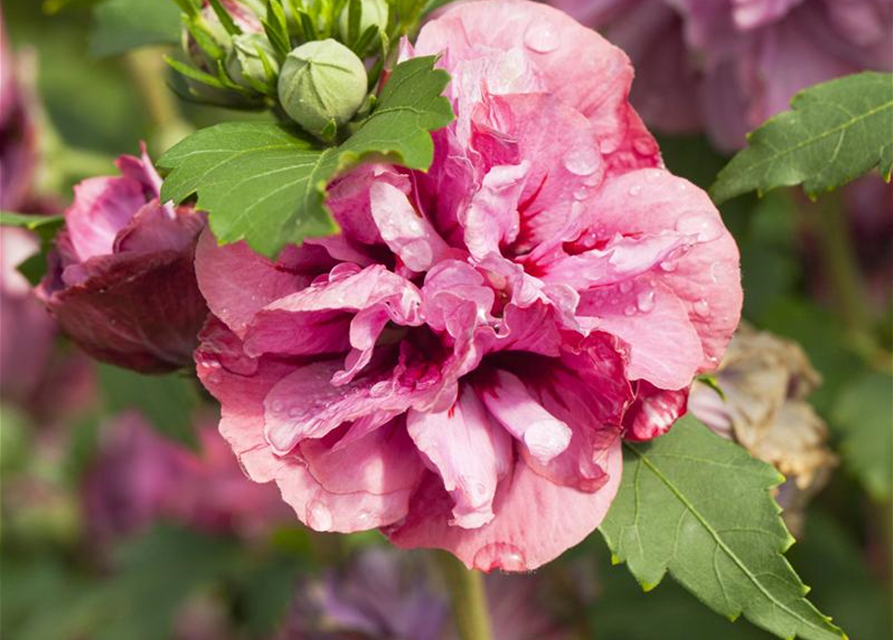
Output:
(225, 33), (279, 90)
(277, 39), (368, 139)
(181, 0), (265, 106)
(338, 0), (389, 41)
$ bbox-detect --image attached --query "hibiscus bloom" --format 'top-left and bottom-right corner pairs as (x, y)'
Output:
(38, 148), (208, 373)
(195, 0), (742, 571)
(84, 412), (292, 540)
(549, 0), (893, 149)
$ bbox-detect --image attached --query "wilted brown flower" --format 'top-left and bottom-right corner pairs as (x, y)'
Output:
(688, 325), (838, 534)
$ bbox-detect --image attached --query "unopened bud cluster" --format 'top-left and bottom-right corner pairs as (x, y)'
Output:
(176, 0), (388, 141)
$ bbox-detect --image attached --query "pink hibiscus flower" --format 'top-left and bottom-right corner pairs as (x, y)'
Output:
(195, 0), (742, 571)
(38, 148), (208, 373)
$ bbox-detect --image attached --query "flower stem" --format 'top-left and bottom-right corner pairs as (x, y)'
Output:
(434, 551), (494, 640)
(124, 47), (194, 154)
(806, 192), (893, 373)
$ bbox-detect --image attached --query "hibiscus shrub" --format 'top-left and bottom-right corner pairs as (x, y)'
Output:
(1, 1), (891, 639)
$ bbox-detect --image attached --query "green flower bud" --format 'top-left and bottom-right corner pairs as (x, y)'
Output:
(338, 0), (389, 41)
(226, 33), (279, 91)
(277, 40), (368, 139)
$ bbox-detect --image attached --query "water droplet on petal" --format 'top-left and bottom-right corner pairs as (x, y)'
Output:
(584, 172), (603, 187)
(271, 400), (285, 414)
(574, 187), (588, 201)
(637, 289), (655, 313)
(563, 146), (600, 177)
(645, 169), (662, 183)
(676, 211), (723, 242)
(524, 22), (560, 53)
(370, 381), (392, 398)
(660, 260), (678, 272)
(306, 501), (333, 532)
(693, 299), (710, 317)
(473, 542), (528, 572)
(619, 281), (633, 294)
(628, 184), (642, 196)
(207, 372), (223, 384)
(624, 305), (637, 316)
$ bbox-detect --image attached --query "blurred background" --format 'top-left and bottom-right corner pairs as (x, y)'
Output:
(1, 1), (891, 639)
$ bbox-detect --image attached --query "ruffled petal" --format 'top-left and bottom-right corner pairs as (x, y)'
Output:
(386, 439), (622, 572)
(407, 386), (512, 529)
(196, 320), (418, 532)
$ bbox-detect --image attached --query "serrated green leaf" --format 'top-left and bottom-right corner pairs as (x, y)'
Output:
(599, 416), (845, 640)
(831, 372), (893, 501)
(90, 0), (182, 57)
(711, 72), (893, 204)
(159, 55), (453, 257)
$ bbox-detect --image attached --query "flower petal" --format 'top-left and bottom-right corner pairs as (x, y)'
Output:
(386, 439), (622, 572)
(407, 386), (512, 529)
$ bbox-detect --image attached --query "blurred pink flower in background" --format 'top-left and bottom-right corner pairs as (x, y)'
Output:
(1, 228), (57, 406)
(0, 8), (39, 212)
(38, 149), (208, 374)
(550, 0), (893, 149)
(84, 412), (292, 540)
(194, 0), (741, 572)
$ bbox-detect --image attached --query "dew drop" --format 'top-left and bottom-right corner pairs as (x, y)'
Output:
(619, 281), (633, 294)
(270, 400), (285, 414)
(676, 211), (722, 242)
(563, 146), (600, 177)
(637, 289), (655, 313)
(628, 184), (642, 196)
(693, 299), (710, 317)
(473, 542), (528, 572)
(573, 187), (588, 201)
(660, 260), (678, 272)
(624, 305), (637, 316)
(583, 172), (603, 187)
(370, 381), (392, 398)
(524, 22), (561, 53)
(306, 501), (333, 532)
(207, 372), (223, 384)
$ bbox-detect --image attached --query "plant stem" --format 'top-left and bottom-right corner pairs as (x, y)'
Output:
(434, 551), (494, 640)
(124, 47), (194, 153)
(806, 192), (893, 373)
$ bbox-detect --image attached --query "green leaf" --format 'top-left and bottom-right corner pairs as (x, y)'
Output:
(159, 55), (453, 257)
(97, 364), (199, 449)
(0, 211), (65, 236)
(711, 72), (893, 204)
(0, 211), (66, 285)
(94, 526), (243, 640)
(90, 0), (183, 57)
(599, 416), (846, 640)
(831, 372), (893, 501)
